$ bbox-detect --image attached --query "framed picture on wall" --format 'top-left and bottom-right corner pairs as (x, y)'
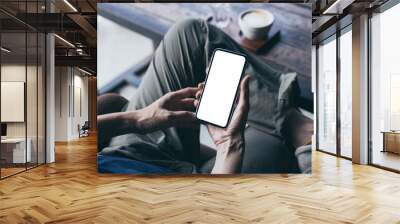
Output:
(1, 81), (25, 123)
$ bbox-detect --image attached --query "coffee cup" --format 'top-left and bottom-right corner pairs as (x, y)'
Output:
(238, 9), (274, 41)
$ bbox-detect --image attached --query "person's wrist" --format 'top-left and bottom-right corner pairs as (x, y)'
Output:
(215, 133), (244, 151)
(135, 108), (154, 133)
(120, 109), (147, 134)
(212, 133), (245, 174)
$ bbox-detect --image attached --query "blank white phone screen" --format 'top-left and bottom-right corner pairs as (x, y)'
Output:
(196, 50), (246, 127)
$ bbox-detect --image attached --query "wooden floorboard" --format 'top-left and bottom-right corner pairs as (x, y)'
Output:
(1, 134), (400, 223)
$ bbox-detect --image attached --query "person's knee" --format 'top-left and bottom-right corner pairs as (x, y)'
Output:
(97, 93), (128, 115)
(159, 18), (208, 81)
(165, 19), (207, 47)
(174, 19), (204, 34)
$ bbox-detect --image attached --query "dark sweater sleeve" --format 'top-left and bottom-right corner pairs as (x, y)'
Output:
(295, 145), (312, 173)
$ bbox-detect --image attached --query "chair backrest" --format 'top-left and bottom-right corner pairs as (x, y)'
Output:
(82, 121), (90, 129)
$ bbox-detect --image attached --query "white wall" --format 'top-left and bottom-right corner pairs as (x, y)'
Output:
(55, 67), (89, 141)
(71, 73), (89, 138)
(55, 67), (69, 141)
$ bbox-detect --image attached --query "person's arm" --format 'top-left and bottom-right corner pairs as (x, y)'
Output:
(98, 110), (144, 138)
(98, 87), (200, 141)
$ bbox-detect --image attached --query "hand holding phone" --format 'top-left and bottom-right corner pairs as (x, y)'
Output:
(195, 49), (247, 128)
(195, 72), (251, 174)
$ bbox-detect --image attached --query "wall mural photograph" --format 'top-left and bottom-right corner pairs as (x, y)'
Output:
(97, 3), (313, 175)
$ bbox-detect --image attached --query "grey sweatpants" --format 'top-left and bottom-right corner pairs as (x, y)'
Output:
(101, 19), (300, 173)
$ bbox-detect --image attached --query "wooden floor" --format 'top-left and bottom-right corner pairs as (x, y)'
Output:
(1, 167), (26, 178)
(1, 135), (400, 224)
(1, 163), (45, 178)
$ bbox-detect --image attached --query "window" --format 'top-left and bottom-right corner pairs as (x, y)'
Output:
(316, 26), (353, 159)
(317, 36), (337, 154)
(370, 2), (400, 171)
(339, 29), (352, 158)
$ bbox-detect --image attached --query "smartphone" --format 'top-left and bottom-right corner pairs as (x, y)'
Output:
(196, 49), (247, 128)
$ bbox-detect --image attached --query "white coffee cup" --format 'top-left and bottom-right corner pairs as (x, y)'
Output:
(238, 9), (275, 40)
